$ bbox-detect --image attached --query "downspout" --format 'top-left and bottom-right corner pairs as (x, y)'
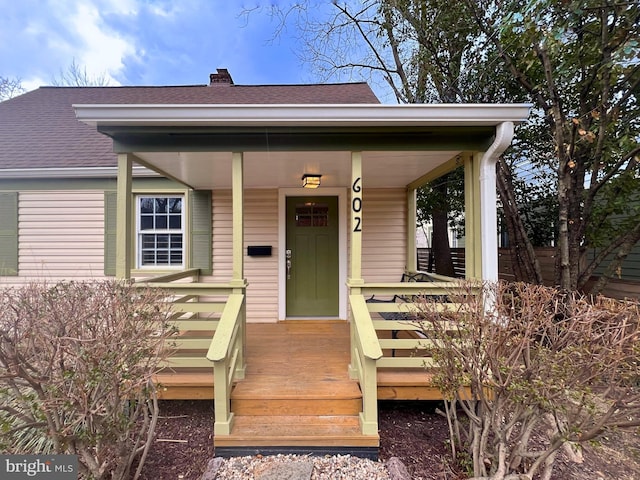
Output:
(479, 122), (514, 282)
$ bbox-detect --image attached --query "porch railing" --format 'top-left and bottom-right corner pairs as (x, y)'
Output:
(135, 270), (246, 436)
(206, 293), (246, 435)
(348, 273), (467, 435)
(348, 293), (382, 436)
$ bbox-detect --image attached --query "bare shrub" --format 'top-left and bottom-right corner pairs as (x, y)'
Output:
(417, 281), (640, 480)
(0, 280), (175, 480)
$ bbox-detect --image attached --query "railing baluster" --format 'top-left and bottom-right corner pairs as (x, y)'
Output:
(348, 278), (471, 435)
(135, 269), (246, 436)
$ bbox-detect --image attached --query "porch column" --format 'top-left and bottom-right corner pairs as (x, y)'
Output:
(349, 151), (364, 285)
(406, 188), (417, 272)
(464, 153), (482, 279)
(479, 122), (514, 282)
(116, 153), (133, 280)
(231, 152), (245, 286)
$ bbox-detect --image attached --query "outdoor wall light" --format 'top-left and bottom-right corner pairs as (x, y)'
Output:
(302, 174), (322, 188)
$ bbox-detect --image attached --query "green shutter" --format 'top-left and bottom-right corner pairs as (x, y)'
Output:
(0, 192), (18, 276)
(189, 190), (212, 275)
(104, 191), (117, 276)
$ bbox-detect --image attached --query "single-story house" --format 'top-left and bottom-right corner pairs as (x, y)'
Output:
(0, 69), (530, 457)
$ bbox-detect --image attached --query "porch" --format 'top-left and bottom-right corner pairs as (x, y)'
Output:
(141, 269), (463, 456)
(75, 101), (530, 455)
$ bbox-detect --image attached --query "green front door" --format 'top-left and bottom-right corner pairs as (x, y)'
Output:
(286, 196), (339, 317)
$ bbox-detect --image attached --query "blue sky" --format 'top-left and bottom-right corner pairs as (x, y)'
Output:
(0, 0), (348, 92)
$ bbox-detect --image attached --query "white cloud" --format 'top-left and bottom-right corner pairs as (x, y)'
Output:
(1, 0), (314, 91)
(68, 2), (137, 85)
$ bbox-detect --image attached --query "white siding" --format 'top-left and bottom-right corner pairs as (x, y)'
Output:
(361, 188), (407, 282)
(207, 189), (279, 322)
(16, 191), (105, 282)
(245, 190), (279, 321)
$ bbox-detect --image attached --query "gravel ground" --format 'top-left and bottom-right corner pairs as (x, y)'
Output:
(214, 454), (390, 480)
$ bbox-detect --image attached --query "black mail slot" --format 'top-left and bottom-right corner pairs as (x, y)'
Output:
(247, 246), (272, 256)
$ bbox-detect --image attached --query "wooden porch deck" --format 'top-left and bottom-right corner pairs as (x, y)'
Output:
(155, 320), (440, 456)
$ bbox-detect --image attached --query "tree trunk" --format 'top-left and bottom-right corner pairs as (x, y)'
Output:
(496, 159), (544, 284)
(432, 181), (456, 277)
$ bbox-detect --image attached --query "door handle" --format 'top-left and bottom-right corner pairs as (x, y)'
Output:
(286, 249), (292, 279)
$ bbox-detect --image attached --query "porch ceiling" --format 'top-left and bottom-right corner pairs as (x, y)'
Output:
(133, 150), (460, 189)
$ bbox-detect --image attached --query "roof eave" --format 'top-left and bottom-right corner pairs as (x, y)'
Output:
(73, 103), (532, 128)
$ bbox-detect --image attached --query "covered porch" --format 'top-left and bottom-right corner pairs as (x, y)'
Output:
(75, 103), (530, 455)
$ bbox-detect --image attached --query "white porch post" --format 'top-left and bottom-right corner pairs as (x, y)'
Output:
(479, 122), (514, 282)
(116, 153), (132, 280)
(231, 152), (245, 286)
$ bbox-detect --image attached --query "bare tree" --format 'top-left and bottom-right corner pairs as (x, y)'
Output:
(51, 58), (111, 86)
(0, 76), (24, 100)
(253, 1), (539, 280)
(257, 1), (640, 292)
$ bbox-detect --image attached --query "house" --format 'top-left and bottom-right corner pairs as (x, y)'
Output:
(0, 69), (530, 457)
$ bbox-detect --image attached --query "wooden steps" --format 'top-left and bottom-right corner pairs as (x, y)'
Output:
(216, 415), (375, 447)
(215, 321), (378, 457)
(153, 320), (457, 457)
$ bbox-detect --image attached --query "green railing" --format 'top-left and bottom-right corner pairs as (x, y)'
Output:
(136, 270), (246, 436)
(348, 294), (383, 436)
(348, 273), (466, 435)
(207, 293), (246, 435)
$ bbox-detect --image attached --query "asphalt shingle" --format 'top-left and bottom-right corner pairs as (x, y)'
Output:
(0, 81), (379, 170)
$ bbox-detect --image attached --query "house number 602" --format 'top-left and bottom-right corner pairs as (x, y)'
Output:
(352, 177), (362, 232)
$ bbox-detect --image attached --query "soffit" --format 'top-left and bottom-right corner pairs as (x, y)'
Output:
(133, 150), (463, 189)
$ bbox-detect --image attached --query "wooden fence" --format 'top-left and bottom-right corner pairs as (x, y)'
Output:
(417, 247), (640, 300)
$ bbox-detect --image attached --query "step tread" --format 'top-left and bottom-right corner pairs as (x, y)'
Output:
(231, 398), (362, 416)
(231, 379), (362, 400)
(216, 415), (378, 447)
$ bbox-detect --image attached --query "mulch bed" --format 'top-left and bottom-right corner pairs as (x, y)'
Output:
(139, 400), (640, 480)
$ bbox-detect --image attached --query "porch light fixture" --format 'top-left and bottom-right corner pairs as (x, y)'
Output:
(302, 173), (321, 188)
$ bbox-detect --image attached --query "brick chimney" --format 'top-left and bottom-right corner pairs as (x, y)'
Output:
(209, 68), (234, 86)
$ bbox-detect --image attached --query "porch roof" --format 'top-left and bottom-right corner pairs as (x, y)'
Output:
(74, 103), (531, 190)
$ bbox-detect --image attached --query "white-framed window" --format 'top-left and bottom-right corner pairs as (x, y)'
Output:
(137, 195), (184, 268)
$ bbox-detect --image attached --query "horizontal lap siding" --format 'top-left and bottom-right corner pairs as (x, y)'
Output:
(208, 189), (278, 322)
(244, 190), (278, 321)
(17, 191), (105, 282)
(362, 188), (406, 282)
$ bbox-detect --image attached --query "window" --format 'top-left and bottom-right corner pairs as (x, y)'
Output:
(137, 196), (184, 267)
(295, 203), (329, 227)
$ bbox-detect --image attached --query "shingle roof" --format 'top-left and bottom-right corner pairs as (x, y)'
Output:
(0, 82), (379, 170)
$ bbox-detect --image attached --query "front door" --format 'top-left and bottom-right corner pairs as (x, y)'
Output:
(286, 196), (339, 317)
